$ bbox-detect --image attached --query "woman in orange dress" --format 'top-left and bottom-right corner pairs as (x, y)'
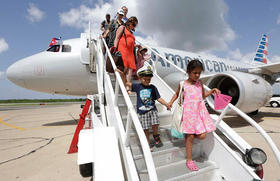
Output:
(113, 16), (139, 89)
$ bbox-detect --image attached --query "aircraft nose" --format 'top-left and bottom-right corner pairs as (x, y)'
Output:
(6, 60), (27, 87)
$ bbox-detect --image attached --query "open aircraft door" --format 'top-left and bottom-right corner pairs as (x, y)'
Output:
(80, 23), (97, 72)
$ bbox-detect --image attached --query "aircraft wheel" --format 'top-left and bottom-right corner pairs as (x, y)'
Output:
(270, 101), (279, 108)
(79, 163), (93, 177)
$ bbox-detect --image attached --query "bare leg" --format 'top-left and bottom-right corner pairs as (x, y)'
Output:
(144, 129), (150, 145)
(125, 68), (133, 93)
(185, 134), (194, 161)
(115, 69), (127, 85)
(195, 133), (206, 140)
(126, 68), (133, 83)
(152, 124), (159, 136)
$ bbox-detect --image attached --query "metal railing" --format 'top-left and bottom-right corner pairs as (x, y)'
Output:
(100, 38), (158, 181)
(136, 40), (280, 166)
(95, 38), (106, 126)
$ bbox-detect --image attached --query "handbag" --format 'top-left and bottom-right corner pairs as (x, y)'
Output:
(214, 92), (232, 110)
(106, 51), (124, 73)
(170, 81), (185, 139)
(106, 26), (126, 73)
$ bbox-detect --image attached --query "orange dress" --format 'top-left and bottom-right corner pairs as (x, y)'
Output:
(117, 28), (136, 70)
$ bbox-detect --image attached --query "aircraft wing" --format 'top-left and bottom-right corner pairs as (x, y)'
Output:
(256, 62), (280, 73)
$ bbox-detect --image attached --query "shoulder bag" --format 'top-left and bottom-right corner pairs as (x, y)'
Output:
(170, 81), (185, 139)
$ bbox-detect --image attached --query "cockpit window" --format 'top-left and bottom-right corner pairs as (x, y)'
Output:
(47, 45), (60, 52)
(62, 45), (71, 52)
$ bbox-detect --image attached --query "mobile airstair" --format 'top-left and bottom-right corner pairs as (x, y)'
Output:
(73, 34), (280, 181)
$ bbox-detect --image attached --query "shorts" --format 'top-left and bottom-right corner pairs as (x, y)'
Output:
(138, 110), (159, 130)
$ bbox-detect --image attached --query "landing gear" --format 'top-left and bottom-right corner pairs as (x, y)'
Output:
(79, 163), (93, 177)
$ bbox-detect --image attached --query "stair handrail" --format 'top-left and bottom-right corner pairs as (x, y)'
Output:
(101, 38), (158, 181)
(136, 40), (280, 166)
(94, 38), (107, 126)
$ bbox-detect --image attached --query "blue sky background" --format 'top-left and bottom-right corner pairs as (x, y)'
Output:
(1, 0), (280, 99)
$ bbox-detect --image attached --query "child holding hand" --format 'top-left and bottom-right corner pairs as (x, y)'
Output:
(168, 59), (220, 171)
(126, 65), (171, 151)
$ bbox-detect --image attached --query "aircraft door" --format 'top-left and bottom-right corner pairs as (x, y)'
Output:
(80, 33), (90, 64)
(80, 33), (97, 72)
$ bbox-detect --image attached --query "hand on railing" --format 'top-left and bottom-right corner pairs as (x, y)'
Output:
(110, 46), (117, 54)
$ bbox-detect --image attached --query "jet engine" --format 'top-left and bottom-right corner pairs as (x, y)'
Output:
(205, 71), (272, 114)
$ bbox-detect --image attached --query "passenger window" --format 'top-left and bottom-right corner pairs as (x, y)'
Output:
(47, 45), (60, 52)
(62, 45), (71, 52)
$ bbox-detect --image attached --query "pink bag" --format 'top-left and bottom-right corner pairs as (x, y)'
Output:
(214, 93), (232, 110)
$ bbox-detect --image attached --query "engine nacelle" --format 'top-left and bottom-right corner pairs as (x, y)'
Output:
(206, 71), (272, 114)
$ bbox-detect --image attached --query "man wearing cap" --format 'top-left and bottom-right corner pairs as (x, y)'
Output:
(103, 9), (124, 48)
(126, 65), (171, 151)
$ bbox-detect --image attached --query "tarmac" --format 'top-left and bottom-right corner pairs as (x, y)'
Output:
(0, 103), (279, 181)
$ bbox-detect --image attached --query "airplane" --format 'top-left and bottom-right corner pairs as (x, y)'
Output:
(6, 33), (280, 114)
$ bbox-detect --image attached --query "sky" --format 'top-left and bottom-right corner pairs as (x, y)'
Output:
(1, 0), (280, 99)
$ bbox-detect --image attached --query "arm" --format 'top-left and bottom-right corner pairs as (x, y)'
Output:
(136, 45), (142, 56)
(126, 82), (132, 90)
(103, 29), (109, 38)
(201, 80), (220, 99)
(157, 98), (171, 110)
(113, 25), (125, 48)
(100, 21), (105, 31)
(168, 84), (181, 107)
(103, 20), (113, 38)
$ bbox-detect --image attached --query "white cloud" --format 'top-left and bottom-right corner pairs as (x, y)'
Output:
(270, 55), (280, 63)
(26, 3), (45, 23)
(59, 0), (235, 52)
(226, 48), (255, 63)
(0, 38), (8, 53)
(59, 3), (113, 38)
(227, 48), (243, 60)
(134, 0), (235, 52)
(277, 15), (280, 24)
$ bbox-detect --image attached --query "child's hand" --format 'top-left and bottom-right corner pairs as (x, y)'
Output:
(167, 102), (173, 108)
(212, 88), (220, 94)
(166, 104), (171, 111)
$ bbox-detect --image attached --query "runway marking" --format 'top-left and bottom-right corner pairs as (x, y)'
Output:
(0, 118), (26, 130)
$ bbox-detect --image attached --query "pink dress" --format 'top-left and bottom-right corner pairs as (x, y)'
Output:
(182, 81), (216, 134)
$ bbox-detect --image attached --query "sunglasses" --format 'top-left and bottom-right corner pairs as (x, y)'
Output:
(132, 22), (137, 27)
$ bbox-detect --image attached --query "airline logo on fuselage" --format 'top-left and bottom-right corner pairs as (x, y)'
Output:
(150, 48), (249, 73)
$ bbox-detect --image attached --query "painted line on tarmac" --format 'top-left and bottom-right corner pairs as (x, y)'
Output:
(0, 118), (26, 130)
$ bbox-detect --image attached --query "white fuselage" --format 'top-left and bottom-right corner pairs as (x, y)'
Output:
(6, 37), (273, 114)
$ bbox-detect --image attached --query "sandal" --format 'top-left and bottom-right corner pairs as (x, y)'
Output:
(186, 160), (198, 171)
(149, 143), (154, 152)
(153, 134), (163, 148)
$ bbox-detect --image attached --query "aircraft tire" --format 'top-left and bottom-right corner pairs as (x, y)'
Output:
(79, 163), (93, 177)
(270, 101), (279, 108)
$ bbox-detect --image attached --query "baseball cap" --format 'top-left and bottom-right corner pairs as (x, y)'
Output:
(118, 9), (124, 15)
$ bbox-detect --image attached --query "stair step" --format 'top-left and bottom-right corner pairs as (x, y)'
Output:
(133, 140), (202, 171)
(128, 128), (173, 145)
(139, 159), (220, 181)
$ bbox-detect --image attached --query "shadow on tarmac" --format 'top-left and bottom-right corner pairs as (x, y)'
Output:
(222, 109), (280, 128)
(43, 120), (77, 126)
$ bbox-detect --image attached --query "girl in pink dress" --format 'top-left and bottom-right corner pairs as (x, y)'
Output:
(169, 59), (220, 171)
